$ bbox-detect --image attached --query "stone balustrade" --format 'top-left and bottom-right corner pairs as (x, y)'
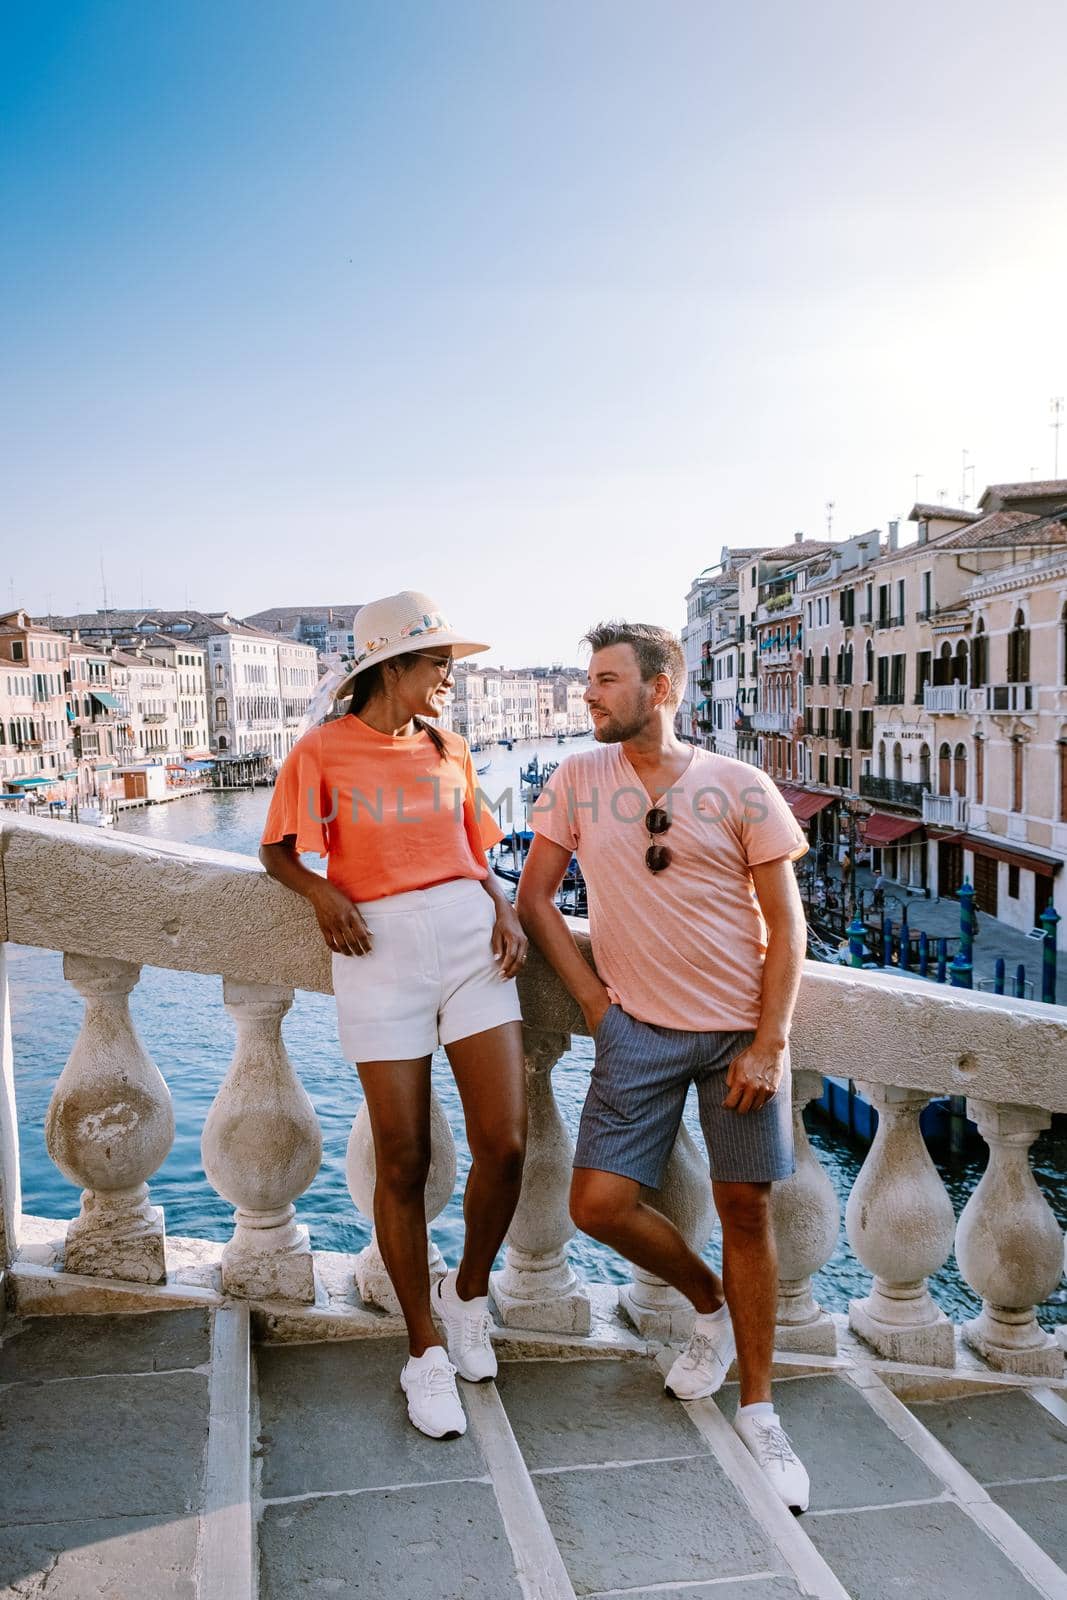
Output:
(1, 814), (1064, 1374)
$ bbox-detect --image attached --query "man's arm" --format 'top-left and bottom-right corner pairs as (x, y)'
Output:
(722, 855), (807, 1114)
(516, 835), (611, 1032)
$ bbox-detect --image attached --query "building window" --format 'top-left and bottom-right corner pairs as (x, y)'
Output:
(975, 735), (985, 805)
(972, 618), (988, 687)
(865, 639), (874, 683)
(1012, 738), (1024, 813)
(1008, 864), (1020, 899)
(953, 742), (967, 796)
(938, 742), (951, 795)
(1059, 738), (1067, 822)
(1007, 609), (1030, 683)
(919, 743), (931, 786)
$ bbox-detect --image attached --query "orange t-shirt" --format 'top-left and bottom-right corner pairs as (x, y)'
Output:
(261, 715), (504, 904)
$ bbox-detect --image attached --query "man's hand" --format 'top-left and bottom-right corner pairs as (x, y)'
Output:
(491, 902), (529, 980)
(309, 879), (373, 956)
(722, 1041), (786, 1115)
(583, 985), (613, 1038)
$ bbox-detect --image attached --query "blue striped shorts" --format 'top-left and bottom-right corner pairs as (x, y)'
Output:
(574, 1005), (795, 1189)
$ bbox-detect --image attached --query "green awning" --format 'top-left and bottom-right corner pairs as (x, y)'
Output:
(9, 776), (52, 787)
(89, 690), (121, 711)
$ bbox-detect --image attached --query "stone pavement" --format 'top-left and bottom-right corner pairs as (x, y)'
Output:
(815, 862), (1058, 997)
(3, 1308), (1067, 1598)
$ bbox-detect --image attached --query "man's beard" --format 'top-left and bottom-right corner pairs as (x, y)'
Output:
(592, 696), (653, 744)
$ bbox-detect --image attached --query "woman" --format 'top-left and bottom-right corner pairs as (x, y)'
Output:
(259, 590), (527, 1441)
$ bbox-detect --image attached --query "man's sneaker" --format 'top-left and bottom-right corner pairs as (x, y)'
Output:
(399, 1347), (467, 1439)
(433, 1269), (497, 1382)
(664, 1311), (736, 1399)
(733, 1409), (810, 1514)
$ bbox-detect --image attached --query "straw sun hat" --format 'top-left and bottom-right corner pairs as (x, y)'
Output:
(337, 590), (489, 696)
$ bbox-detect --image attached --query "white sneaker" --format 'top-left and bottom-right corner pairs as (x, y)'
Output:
(433, 1269), (498, 1382)
(399, 1346), (467, 1439)
(733, 1409), (810, 1514)
(664, 1312), (736, 1399)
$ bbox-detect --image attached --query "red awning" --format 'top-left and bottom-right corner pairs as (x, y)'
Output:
(791, 791), (835, 823)
(863, 812), (923, 846)
(775, 784), (835, 825)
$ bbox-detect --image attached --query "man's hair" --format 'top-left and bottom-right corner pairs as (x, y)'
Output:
(582, 621), (686, 707)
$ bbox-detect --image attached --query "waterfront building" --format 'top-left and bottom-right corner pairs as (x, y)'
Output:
(680, 550), (757, 753)
(0, 610), (74, 789)
(65, 641), (128, 800)
(734, 538), (831, 773)
(500, 671), (539, 741)
(130, 634), (211, 756)
(243, 604), (361, 661)
(110, 648), (182, 762)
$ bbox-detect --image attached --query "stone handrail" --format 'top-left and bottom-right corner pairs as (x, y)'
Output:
(1, 814), (1064, 1374)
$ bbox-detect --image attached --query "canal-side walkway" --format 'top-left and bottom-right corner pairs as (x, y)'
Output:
(815, 862), (1058, 996)
(2, 1305), (1067, 1600)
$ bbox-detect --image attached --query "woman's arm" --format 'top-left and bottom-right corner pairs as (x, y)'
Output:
(259, 837), (373, 956)
(480, 865), (528, 980)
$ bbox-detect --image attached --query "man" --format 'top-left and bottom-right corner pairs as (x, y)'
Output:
(516, 621), (810, 1513)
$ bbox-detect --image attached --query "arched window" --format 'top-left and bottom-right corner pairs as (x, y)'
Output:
(878, 739), (886, 778)
(974, 734), (984, 804)
(954, 640), (969, 686)
(892, 741), (903, 782)
(1061, 604), (1067, 687)
(1059, 731), (1067, 823)
(938, 741), (951, 794)
(796, 672), (804, 714)
(953, 742), (967, 796)
(804, 650), (813, 687)
(844, 644), (854, 686)
(214, 697), (228, 725)
(919, 743), (931, 786)
(820, 647), (830, 685)
(1012, 738), (1025, 812)
(865, 639), (874, 683)
(1007, 609), (1030, 683)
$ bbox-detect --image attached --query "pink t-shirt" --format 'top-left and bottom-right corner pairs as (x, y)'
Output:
(531, 744), (807, 1031)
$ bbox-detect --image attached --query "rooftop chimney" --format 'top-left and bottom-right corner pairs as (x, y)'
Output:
(794, 531), (804, 545)
(887, 520), (899, 553)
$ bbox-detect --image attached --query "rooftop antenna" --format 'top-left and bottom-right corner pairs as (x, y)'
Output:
(913, 472), (922, 505)
(1051, 396), (1064, 477)
(100, 553), (111, 632)
(825, 500), (835, 538)
(960, 448), (975, 508)
(938, 488), (948, 504)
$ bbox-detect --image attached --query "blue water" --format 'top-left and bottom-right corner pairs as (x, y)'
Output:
(9, 739), (1066, 1324)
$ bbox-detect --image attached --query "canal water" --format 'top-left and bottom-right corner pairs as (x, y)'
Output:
(9, 734), (1066, 1325)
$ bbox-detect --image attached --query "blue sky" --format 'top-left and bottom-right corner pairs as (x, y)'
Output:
(4, 1), (1066, 664)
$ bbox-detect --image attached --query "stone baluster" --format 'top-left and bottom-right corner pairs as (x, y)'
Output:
(46, 954), (174, 1283)
(619, 1124), (716, 1342)
(955, 1100), (1064, 1377)
(346, 1088), (457, 1315)
(845, 1084), (956, 1365)
(491, 1028), (591, 1335)
(202, 982), (322, 1303)
(773, 1069), (840, 1354)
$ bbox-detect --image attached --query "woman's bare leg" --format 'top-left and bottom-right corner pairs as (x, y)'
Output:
(444, 1020), (527, 1299)
(355, 1055), (438, 1356)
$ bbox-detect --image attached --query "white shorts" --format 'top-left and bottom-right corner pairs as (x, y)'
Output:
(331, 877), (522, 1063)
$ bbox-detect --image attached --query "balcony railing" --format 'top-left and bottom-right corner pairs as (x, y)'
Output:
(922, 792), (969, 829)
(142, 712), (168, 725)
(924, 684), (969, 715)
(751, 709), (794, 733)
(969, 684), (1034, 714)
(874, 691), (906, 706)
(874, 614), (905, 630)
(858, 775), (930, 810)
(859, 610), (873, 624)
(1, 811), (1063, 1407)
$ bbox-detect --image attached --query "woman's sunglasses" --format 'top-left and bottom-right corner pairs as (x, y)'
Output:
(645, 806), (672, 873)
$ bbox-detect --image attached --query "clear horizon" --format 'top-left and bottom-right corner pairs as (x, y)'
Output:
(5, 1), (1066, 662)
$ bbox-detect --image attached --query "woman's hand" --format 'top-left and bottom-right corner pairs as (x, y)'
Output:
(309, 879), (373, 956)
(491, 901), (528, 980)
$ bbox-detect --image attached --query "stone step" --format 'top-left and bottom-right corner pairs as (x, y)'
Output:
(905, 1385), (1067, 1575)
(717, 1370), (1067, 1600)
(0, 1307), (215, 1600)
